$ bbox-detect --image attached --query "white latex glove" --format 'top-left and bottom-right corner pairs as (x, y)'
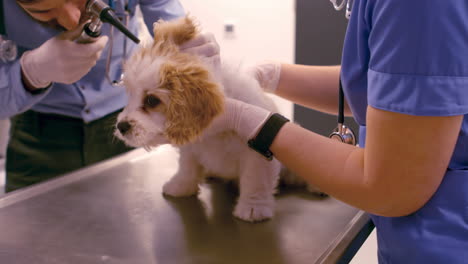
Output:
(20, 24), (108, 88)
(248, 61), (281, 93)
(179, 32), (221, 80)
(204, 98), (272, 141)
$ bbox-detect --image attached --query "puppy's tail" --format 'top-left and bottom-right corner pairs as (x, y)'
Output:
(279, 166), (328, 197)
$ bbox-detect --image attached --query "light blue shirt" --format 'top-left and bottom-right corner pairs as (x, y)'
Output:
(0, 0), (185, 122)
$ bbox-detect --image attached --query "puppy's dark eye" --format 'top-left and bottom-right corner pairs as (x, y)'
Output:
(143, 95), (161, 109)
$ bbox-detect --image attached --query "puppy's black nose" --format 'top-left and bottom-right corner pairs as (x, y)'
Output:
(117, 121), (132, 135)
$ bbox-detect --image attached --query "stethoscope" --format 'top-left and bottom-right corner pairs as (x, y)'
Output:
(77, 0), (139, 86)
(329, 0), (353, 19)
(105, 0), (134, 86)
(328, 0), (357, 145)
(0, 0), (17, 63)
(0, 36), (17, 63)
(328, 78), (356, 145)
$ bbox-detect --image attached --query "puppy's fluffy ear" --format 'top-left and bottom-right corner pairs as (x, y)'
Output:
(160, 62), (224, 145)
(153, 16), (198, 46)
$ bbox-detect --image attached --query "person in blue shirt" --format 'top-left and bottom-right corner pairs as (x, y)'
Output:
(0, 0), (185, 192)
(196, 0), (468, 262)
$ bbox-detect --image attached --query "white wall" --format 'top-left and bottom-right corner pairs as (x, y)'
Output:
(178, 0), (295, 119)
(179, 0), (295, 65)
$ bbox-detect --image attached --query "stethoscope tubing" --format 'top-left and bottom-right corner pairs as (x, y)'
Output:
(105, 0), (134, 86)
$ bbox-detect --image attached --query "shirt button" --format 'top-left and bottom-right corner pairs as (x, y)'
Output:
(85, 109), (90, 114)
(80, 85), (86, 90)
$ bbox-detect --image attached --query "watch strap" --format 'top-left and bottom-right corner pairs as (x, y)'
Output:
(247, 113), (289, 160)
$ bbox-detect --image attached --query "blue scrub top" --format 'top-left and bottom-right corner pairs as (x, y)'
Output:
(341, 0), (468, 263)
(0, 0), (184, 122)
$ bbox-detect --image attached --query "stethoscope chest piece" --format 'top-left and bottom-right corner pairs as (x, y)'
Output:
(0, 36), (17, 63)
(329, 123), (356, 145)
(330, 76), (357, 146)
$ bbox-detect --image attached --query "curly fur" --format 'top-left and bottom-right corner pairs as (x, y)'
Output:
(160, 62), (224, 145)
(115, 16), (322, 222)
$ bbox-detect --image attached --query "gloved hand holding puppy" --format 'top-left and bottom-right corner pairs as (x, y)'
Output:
(179, 32), (277, 142)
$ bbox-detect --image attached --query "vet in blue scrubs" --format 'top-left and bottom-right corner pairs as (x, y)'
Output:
(341, 0), (468, 263)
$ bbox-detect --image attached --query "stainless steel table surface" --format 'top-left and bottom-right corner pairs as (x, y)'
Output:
(0, 146), (371, 264)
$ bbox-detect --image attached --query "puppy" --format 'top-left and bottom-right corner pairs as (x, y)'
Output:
(115, 16), (321, 222)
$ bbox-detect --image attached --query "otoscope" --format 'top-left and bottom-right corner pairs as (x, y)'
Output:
(76, 0), (140, 44)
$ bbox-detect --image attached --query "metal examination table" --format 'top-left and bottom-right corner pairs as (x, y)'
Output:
(0, 146), (373, 264)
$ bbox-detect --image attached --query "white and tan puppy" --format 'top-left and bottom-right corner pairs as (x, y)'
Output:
(115, 16), (321, 222)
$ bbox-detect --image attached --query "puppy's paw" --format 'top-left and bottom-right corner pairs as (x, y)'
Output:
(162, 179), (199, 197)
(233, 200), (274, 222)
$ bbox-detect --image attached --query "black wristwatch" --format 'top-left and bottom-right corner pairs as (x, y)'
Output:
(247, 113), (290, 160)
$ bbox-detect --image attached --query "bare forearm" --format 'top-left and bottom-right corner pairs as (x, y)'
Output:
(269, 107), (461, 217)
(270, 122), (378, 212)
(269, 124), (429, 217)
(276, 64), (352, 116)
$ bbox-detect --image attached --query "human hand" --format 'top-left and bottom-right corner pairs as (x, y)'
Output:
(203, 98), (272, 141)
(248, 61), (281, 93)
(179, 32), (221, 80)
(20, 23), (108, 88)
